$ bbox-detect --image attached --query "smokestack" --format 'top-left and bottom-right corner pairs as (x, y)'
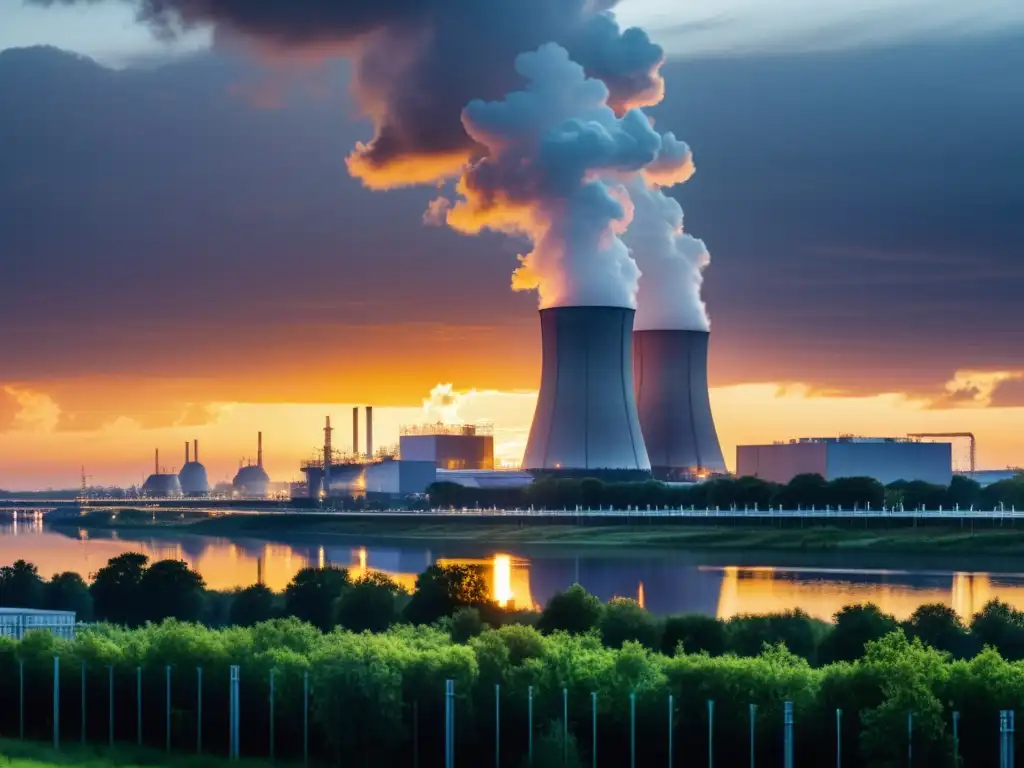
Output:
(522, 307), (650, 471)
(353, 407), (359, 456)
(257, 432), (263, 468)
(366, 407), (374, 458)
(194, 439), (199, 463)
(155, 448), (159, 475)
(185, 442), (190, 465)
(633, 330), (726, 480)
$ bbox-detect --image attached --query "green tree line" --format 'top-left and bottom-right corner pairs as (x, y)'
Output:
(4, 615), (1024, 766)
(428, 472), (1024, 511)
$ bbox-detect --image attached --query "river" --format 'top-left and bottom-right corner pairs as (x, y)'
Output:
(3, 520), (1024, 621)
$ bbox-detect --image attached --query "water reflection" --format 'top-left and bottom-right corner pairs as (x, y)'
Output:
(2, 525), (1024, 621)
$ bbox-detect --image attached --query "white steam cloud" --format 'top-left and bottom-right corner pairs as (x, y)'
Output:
(436, 43), (685, 310)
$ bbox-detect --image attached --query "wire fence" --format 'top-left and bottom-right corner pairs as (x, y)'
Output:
(2, 659), (1021, 767)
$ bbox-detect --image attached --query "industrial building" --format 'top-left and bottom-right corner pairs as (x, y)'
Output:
(737, 437), (953, 486)
(633, 329), (727, 480)
(178, 439), (210, 496)
(0, 607), (77, 640)
(522, 306), (650, 475)
(233, 432), (271, 497)
(400, 423), (495, 470)
(360, 457), (437, 497)
(141, 449), (182, 498)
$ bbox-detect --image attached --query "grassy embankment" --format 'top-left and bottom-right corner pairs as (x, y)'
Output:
(0, 740), (271, 768)
(64, 510), (1024, 555)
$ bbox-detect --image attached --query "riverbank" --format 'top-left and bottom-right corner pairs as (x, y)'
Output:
(0, 740), (275, 768)
(61, 511), (1024, 556)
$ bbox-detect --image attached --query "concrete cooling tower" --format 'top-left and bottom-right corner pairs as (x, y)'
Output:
(522, 306), (650, 475)
(633, 329), (726, 480)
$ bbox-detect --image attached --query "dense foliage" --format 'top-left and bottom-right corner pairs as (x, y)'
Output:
(3, 619), (1024, 767)
(427, 472), (1024, 511)
(6, 554), (1024, 765)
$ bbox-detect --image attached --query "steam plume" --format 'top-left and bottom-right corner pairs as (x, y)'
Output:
(30, 0), (665, 189)
(438, 44), (680, 309)
(422, 383), (463, 425)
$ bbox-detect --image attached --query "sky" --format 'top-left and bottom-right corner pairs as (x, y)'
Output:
(0, 0), (1023, 488)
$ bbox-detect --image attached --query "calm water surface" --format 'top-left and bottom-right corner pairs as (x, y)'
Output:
(2, 520), (1024, 621)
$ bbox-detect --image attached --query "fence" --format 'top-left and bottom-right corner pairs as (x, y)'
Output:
(1, 659), (1021, 767)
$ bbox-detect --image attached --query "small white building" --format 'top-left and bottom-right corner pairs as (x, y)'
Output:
(0, 608), (77, 640)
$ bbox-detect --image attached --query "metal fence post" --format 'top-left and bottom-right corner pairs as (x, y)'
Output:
(563, 687), (569, 766)
(1010, 710), (1015, 768)
(592, 692), (598, 768)
(108, 665), (114, 747)
(81, 660), (86, 744)
(136, 666), (142, 747)
(668, 694), (673, 768)
(445, 679), (455, 768)
(784, 701), (794, 768)
(166, 665), (172, 753)
(1001, 711), (1008, 768)
(495, 683), (500, 768)
(749, 703), (757, 768)
(197, 667), (203, 754)
(707, 700), (715, 768)
(630, 693), (636, 768)
(528, 685), (534, 766)
(302, 670), (309, 768)
(907, 711), (913, 768)
(836, 708), (842, 768)
(19, 657), (24, 740)
(269, 669), (276, 761)
(229, 665), (240, 760)
(53, 655), (60, 749)
(953, 711), (960, 768)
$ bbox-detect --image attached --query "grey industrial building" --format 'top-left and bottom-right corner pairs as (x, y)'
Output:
(233, 432), (271, 497)
(141, 448), (182, 498)
(522, 306), (650, 474)
(633, 329), (727, 480)
(399, 423), (495, 470)
(737, 437), (953, 486)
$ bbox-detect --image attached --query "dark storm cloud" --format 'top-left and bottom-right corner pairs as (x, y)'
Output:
(0, 34), (1022, 399)
(29, 0), (663, 186)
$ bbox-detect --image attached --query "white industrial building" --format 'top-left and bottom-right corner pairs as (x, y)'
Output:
(737, 437), (953, 486)
(0, 608), (77, 640)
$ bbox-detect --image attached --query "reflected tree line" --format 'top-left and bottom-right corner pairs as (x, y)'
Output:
(6, 556), (1024, 764)
(427, 472), (1024, 511)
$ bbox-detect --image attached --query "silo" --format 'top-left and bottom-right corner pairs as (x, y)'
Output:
(633, 329), (726, 480)
(522, 306), (650, 473)
(178, 439), (210, 496)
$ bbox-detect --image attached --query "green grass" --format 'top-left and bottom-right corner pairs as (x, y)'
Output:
(0, 740), (274, 767)
(69, 511), (1024, 556)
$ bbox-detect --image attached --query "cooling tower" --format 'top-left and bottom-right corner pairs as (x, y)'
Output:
(633, 329), (726, 480)
(522, 306), (650, 473)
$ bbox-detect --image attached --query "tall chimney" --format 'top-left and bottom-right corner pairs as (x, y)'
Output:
(366, 406), (374, 458)
(257, 431), (263, 468)
(352, 407), (359, 456)
(155, 448), (159, 475)
(185, 442), (190, 465)
(194, 439), (199, 463)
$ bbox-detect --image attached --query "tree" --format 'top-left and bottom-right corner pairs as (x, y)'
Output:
(970, 599), (1024, 660)
(449, 606), (486, 643)
(773, 473), (829, 509)
(905, 603), (973, 658)
(45, 572), (93, 620)
(820, 603), (899, 663)
(661, 614), (727, 656)
(336, 573), (404, 633)
(139, 560), (207, 623)
(945, 475), (981, 509)
(537, 584), (603, 635)
(0, 559), (46, 608)
(403, 564), (489, 625)
(90, 552), (149, 626)
(229, 584), (277, 627)
(284, 566), (351, 631)
(598, 598), (660, 650)
(828, 477), (885, 509)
